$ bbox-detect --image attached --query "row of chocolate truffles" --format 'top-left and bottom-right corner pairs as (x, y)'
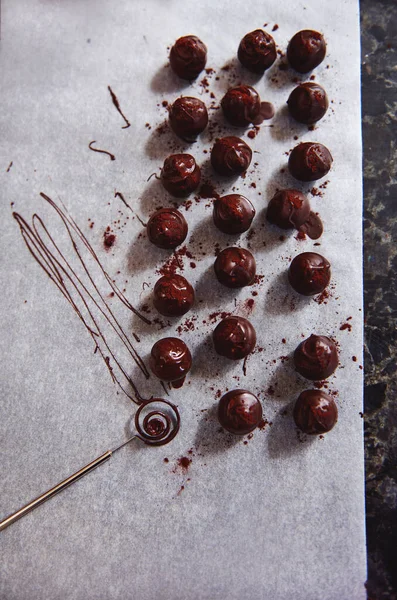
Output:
(149, 334), (339, 435)
(167, 81), (328, 144)
(159, 140), (332, 192)
(151, 250), (330, 321)
(169, 29), (327, 80)
(147, 189), (323, 250)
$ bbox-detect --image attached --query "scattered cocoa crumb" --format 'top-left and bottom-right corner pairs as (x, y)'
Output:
(272, 24), (279, 31)
(103, 229), (116, 249)
(352, 356), (357, 362)
(340, 322), (352, 332)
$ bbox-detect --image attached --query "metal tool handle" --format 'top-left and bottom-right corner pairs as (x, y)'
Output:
(0, 450), (112, 532)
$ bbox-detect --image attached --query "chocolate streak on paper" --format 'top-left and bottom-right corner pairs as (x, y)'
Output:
(108, 86), (131, 129)
(114, 192), (147, 227)
(88, 141), (116, 161)
(13, 193), (151, 405)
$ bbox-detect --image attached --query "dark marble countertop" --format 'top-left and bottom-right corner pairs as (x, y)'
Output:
(361, 1), (397, 598)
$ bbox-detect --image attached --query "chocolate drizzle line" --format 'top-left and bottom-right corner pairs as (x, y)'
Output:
(6, 161), (13, 172)
(114, 192), (147, 227)
(108, 86), (131, 129)
(88, 141), (116, 161)
(13, 193), (151, 405)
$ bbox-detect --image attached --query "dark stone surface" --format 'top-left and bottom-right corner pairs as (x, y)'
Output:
(361, 1), (397, 598)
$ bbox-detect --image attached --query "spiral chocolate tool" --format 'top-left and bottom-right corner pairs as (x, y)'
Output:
(0, 399), (180, 532)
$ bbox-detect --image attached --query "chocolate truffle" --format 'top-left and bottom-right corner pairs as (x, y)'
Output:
(211, 136), (252, 177)
(169, 97), (208, 141)
(147, 208), (188, 249)
(169, 35), (207, 80)
(267, 189), (310, 230)
(213, 316), (256, 360)
(214, 247), (256, 288)
(288, 142), (332, 182)
(149, 337), (192, 387)
(287, 83), (329, 125)
(293, 389), (338, 434)
(218, 389), (262, 435)
(294, 334), (339, 380)
(288, 252), (331, 296)
(153, 274), (194, 316)
(213, 194), (255, 234)
(161, 154), (201, 197)
(221, 85), (261, 127)
(287, 30), (326, 73)
(237, 29), (277, 73)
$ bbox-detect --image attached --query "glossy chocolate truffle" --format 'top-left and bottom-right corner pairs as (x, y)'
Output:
(293, 390), (338, 434)
(169, 97), (208, 141)
(287, 30), (326, 73)
(161, 154), (201, 197)
(214, 247), (256, 288)
(211, 136), (252, 177)
(169, 35), (207, 80)
(147, 208), (188, 249)
(288, 252), (331, 296)
(267, 189), (310, 230)
(287, 83), (329, 125)
(237, 29), (277, 73)
(149, 337), (192, 386)
(294, 334), (339, 380)
(213, 316), (256, 360)
(153, 274), (194, 316)
(288, 142), (332, 182)
(213, 194), (255, 234)
(221, 85), (261, 127)
(218, 389), (262, 435)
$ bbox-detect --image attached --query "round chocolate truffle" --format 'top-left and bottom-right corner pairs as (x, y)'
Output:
(149, 337), (192, 386)
(153, 274), (195, 316)
(214, 247), (256, 288)
(213, 194), (255, 234)
(294, 334), (339, 380)
(169, 35), (207, 80)
(237, 29), (277, 73)
(161, 154), (201, 197)
(211, 136), (252, 177)
(147, 208), (188, 249)
(213, 316), (256, 360)
(287, 30), (326, 73)
(288, 142), (332, 182)
(288, 252), (331, 296)
(266, 189), (310, 230)
(221, 85), (261, 127)
(218, 389), (262, 435)
(169, 97), (208, 141)
(293, 389), (338, 434)
(287, 83), (329, 125)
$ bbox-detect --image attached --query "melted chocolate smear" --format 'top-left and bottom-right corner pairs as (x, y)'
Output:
(107, 86), (131, 129)
(171, 376), (186, 389)
(299, 211), (323, 240)
(89, 141), (115, 161)
(6, 161), (13, 173)
(114, 192), (147, 227)
(13, 193), (151, 405)
(252, 102), (275, 125)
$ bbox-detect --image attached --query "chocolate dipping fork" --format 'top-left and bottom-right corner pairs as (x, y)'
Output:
(0, 399), (179, 532)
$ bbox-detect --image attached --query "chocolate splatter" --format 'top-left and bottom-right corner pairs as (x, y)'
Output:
(108, 85), (131, 129)
(114, 192), (147, 227)
(6, 161), (13, 173)
(89, 141), (115, 161)
(13, 193), (151, 404)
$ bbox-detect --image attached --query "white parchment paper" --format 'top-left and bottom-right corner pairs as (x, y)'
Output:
(0, 1), (366, 598)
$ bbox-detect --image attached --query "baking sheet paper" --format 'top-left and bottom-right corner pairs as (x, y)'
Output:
(0, 1), (366, 598)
